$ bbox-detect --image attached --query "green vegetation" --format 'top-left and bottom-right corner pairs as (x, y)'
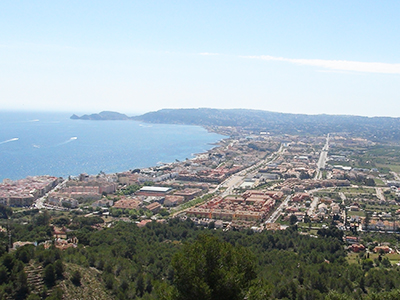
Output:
(171, 193), (215, 214)
(4, 211), (400, 299)
(347, 211), (366, 217)
(168, 235), (256, 300)
(117, 181), (153, 196)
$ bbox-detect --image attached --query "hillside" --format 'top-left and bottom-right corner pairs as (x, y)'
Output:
(3, 219), (400, 299)
(69, 108), (400, 142)
(133, 108), (400, 142)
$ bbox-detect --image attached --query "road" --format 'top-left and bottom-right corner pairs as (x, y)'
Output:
(265, 195), (291, 223)
(315, 134), (330, 180)
(339, 192), (347, 224)
(216, 143), (285, 197)
(307, 196), (319, 216)
(375, 187), (386, 202)
(173, 143), (286, 217)
(218, 175), (245, 197)
(33, 178), (68, 209)
(391, 171), (400, 181)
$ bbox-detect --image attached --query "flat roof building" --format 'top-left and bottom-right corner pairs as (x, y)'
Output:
(136, 186), (172, 196)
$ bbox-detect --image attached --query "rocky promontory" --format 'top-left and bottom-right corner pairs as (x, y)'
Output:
(70, 111), (133, 120)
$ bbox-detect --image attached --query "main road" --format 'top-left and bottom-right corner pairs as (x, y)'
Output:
(216, 143), (285, 198)
(315, 134), (330, 180)
(265, 195), (291, 223)
(33, 178), (68, 209)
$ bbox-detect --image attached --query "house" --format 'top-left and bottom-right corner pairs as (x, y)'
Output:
(373, 246), (391, 253)
(331, 205), (340, 214)
(137, 220), (152, 228)
(345, 236), (359, 244)
(145, 202), (162, 213)
(349, 244), (365, 253)
(349, 205), (359, 211)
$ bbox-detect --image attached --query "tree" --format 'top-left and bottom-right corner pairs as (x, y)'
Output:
(53, 216), (70, 227)
(325, 291), (353, 300)
(14, 270), (29, 299)
(171, 235), (256, 300)
(0, 265), (8, 284)
(289, 214), (298, 226)
(43, 264), (56, 287)
(34, 211), (50, 227)
(364, 211), (371, 231)
(300, 171), (310, 180)
(70, 270), (81, 286)
(136, 274), (145, 297)
(365, 178), (376, 186)
(0, 204), (12, 219)
(54, 259), (64, 278)
(45, 287), (63, 300)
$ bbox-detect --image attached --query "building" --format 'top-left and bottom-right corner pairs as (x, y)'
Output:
(373, 246), (391, 254)
(137, 220), (152, 228)
(164, 195), (185, 207)
(113, 198), (141, 210)
(349, 244), (365, 253)
(145, 202), (162, 213)
(136, 186), (172, 197)
(0, 175), (59, 207)
(173, 188), (202, 201)
(92, 199), (114, 208)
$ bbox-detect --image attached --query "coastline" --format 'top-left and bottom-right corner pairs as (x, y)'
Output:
(0, 112), (227, 181)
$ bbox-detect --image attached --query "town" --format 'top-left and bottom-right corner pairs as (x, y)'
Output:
(2, 131), (400, 260)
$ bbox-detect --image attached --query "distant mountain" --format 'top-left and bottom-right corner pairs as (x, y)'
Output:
(133, 108), (400, 142)
(70, 111), (132, 120)
(71, 108), (400, 142)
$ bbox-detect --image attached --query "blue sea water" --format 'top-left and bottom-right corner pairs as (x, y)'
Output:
(0, 111), (225, 181)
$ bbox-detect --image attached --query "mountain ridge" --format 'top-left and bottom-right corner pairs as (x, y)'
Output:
(71, 108), (400, 141)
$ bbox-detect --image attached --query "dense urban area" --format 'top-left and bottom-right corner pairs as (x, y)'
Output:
(3, 113), (400, 299)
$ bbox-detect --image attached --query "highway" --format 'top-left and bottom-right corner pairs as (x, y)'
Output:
(315, 134), (330, 180)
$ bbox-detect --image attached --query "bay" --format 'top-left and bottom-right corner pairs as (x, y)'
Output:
(0, 111), (225, 181)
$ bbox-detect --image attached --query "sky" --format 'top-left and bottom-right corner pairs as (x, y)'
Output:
(0, 1), (399, 117)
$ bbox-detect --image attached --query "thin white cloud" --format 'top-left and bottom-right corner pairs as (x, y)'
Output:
(246, 55), (400, 74)
(199, 52), (219, 56)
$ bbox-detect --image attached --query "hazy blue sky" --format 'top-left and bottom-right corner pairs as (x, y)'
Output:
(1, 1), (399, 116)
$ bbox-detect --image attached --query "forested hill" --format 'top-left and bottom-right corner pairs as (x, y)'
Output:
(133, 108), (400, 142)
(3, 216), (400, 300)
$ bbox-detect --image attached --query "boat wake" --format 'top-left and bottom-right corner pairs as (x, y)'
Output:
(56, 137), (78, 146)
(0, 138), (19, 145)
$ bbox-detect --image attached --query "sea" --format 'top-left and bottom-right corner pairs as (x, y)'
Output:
(0, 111), (225, 181)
